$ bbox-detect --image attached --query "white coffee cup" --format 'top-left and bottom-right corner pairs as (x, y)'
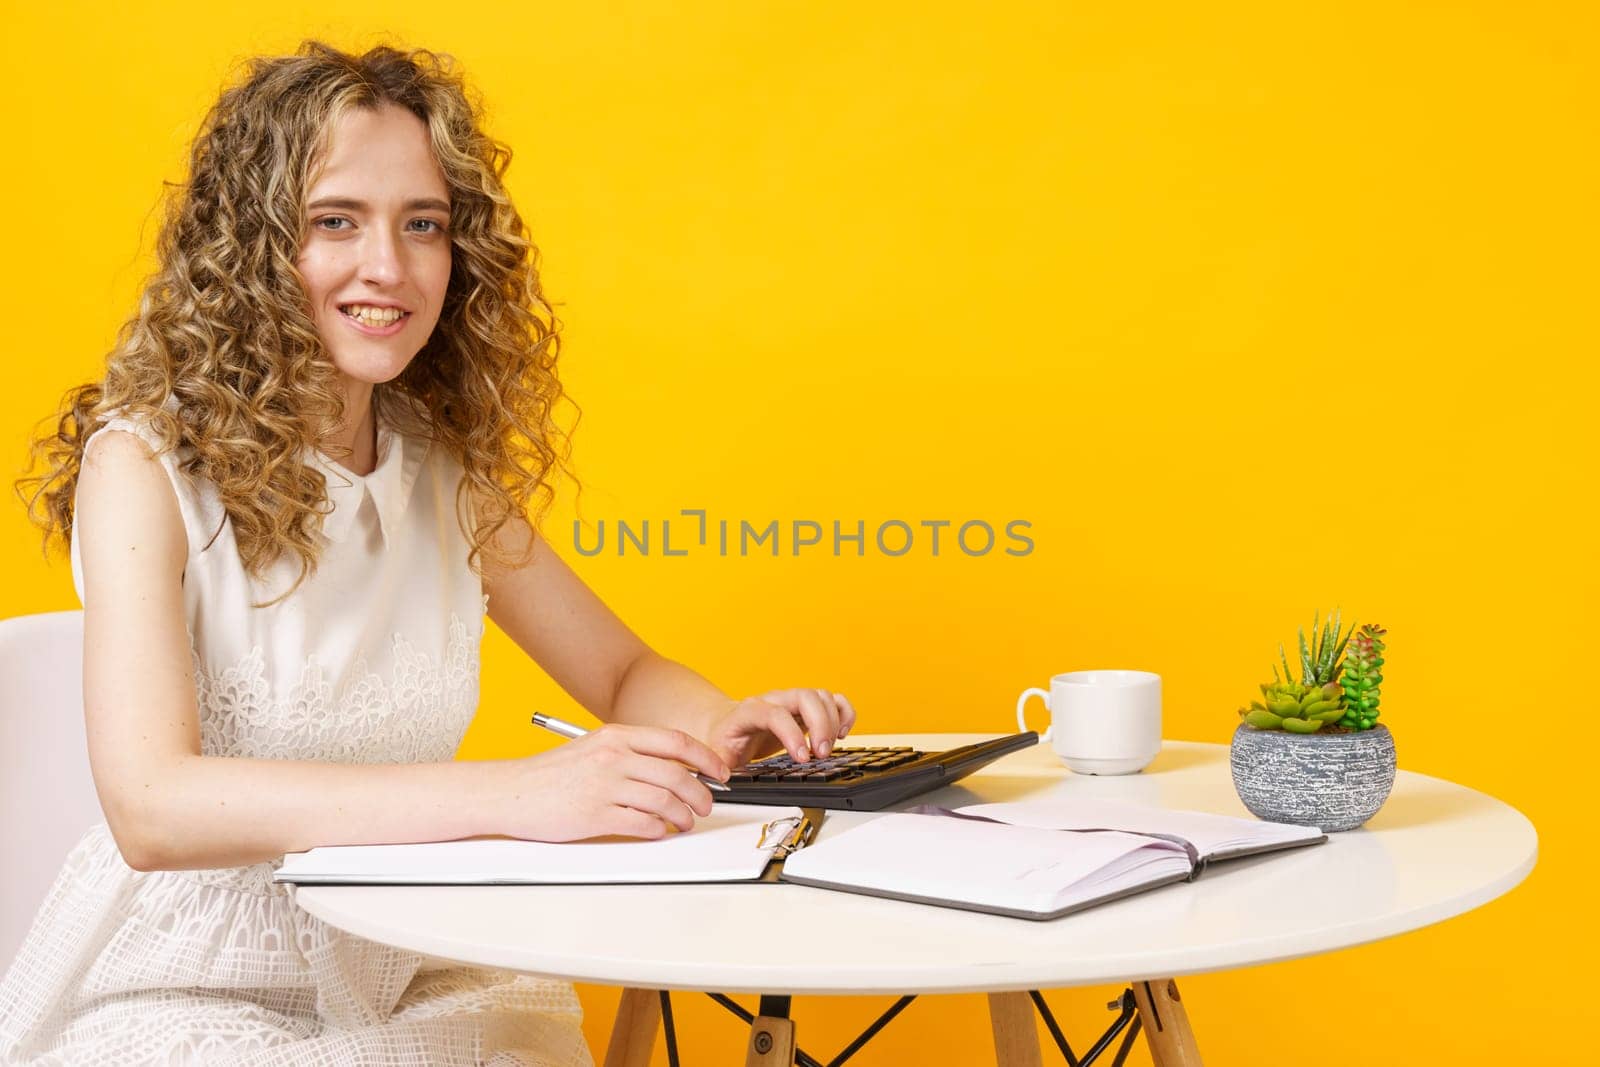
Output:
(1015, 670), (1162, 775)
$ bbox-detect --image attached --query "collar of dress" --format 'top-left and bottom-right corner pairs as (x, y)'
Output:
(304, 412), (428, 550)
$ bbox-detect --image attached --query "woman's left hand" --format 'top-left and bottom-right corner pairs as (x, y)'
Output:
(705, 688), (857, 768)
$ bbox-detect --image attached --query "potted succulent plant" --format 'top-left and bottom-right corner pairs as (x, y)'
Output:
(1229, 610), (1396, 832)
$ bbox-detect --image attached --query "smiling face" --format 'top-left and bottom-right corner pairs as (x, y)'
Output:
(296, 102), (453, 398)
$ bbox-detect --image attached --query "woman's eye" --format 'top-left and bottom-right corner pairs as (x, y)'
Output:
(410, 219), (446, 234)
(313, 216), (350, 231)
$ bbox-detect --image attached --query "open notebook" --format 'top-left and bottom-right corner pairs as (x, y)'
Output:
(275, 798), (1326, 921)
(778, 799), (1327, 920)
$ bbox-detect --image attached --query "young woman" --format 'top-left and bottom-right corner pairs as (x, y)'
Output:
(1, 41), (853, 1065)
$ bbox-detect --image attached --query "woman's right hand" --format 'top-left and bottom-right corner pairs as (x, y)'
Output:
(493, 723), (732, 842)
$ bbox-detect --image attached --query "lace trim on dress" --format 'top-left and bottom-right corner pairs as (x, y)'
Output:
(193, 613), (482, 766)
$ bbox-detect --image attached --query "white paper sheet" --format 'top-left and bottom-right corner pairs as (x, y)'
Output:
(274, 804), (803, 885)
(779, 811), (1193, 915)
(957, 798), (1325, 857)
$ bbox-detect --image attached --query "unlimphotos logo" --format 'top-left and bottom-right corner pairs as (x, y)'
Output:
(574, 509), (1034, 558)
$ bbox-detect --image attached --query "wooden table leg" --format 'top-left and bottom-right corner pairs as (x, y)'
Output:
(987, 991), (1043, 1067)
(1132, 978), (1203, 1066)
(743, 1013), (797, 1066)
(603, 987), (661, 1067)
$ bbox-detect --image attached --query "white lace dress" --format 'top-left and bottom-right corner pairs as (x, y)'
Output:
(0, 398), (593, 1066)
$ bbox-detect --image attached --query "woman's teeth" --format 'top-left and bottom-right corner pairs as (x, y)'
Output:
(340, 305), (408, 326)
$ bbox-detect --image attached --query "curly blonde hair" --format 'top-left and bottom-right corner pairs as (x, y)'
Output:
(13, 40), (579, 608)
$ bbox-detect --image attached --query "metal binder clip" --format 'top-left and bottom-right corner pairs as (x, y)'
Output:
(758, 815), (812, 858)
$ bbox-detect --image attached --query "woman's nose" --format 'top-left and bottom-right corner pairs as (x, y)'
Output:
(356, 228), (405, 286)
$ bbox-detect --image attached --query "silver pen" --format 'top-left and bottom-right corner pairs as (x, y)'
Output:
(530, 712), (730, 792)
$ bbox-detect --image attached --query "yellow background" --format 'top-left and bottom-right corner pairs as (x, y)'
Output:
(3, 1), (1592, 1063)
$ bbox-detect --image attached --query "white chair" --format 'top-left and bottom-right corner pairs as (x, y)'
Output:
(0, 610), (103, 969)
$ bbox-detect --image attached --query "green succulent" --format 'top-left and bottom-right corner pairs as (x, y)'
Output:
(1337, 623), (1387, 730)
(1238, 609), (1357, 733)
(1276, 608), (1355, 688)
(1239, 680), (1345, 733)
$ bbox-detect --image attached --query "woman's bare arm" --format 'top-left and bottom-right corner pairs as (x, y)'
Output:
(77, 430), (514, 869)
(480, 511), (733, 740)
(481, 512), (853, 768)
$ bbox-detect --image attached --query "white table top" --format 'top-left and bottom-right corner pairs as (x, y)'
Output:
(294, 734), (1537, 995)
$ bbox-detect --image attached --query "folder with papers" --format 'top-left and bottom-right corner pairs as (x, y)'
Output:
(274, 798), (1326, 920)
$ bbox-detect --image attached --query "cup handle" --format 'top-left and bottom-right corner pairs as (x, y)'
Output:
(1016, 687), (1051, 743)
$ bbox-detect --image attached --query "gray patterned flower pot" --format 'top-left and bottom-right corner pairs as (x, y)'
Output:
(1229, 724), (1397, 832)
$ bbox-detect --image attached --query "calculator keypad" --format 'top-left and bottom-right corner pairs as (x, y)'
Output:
(728, 746), (922, 784)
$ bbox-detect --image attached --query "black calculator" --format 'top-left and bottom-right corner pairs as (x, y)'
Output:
(715, 732), (1039, 811)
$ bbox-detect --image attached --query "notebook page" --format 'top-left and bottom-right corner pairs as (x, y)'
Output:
(779, 811), (1192, 915)
(274, 805), (802, 885)
(956, 799), (1323, 858)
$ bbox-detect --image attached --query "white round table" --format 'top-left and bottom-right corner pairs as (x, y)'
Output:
(294, 734), (1537, 1065)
